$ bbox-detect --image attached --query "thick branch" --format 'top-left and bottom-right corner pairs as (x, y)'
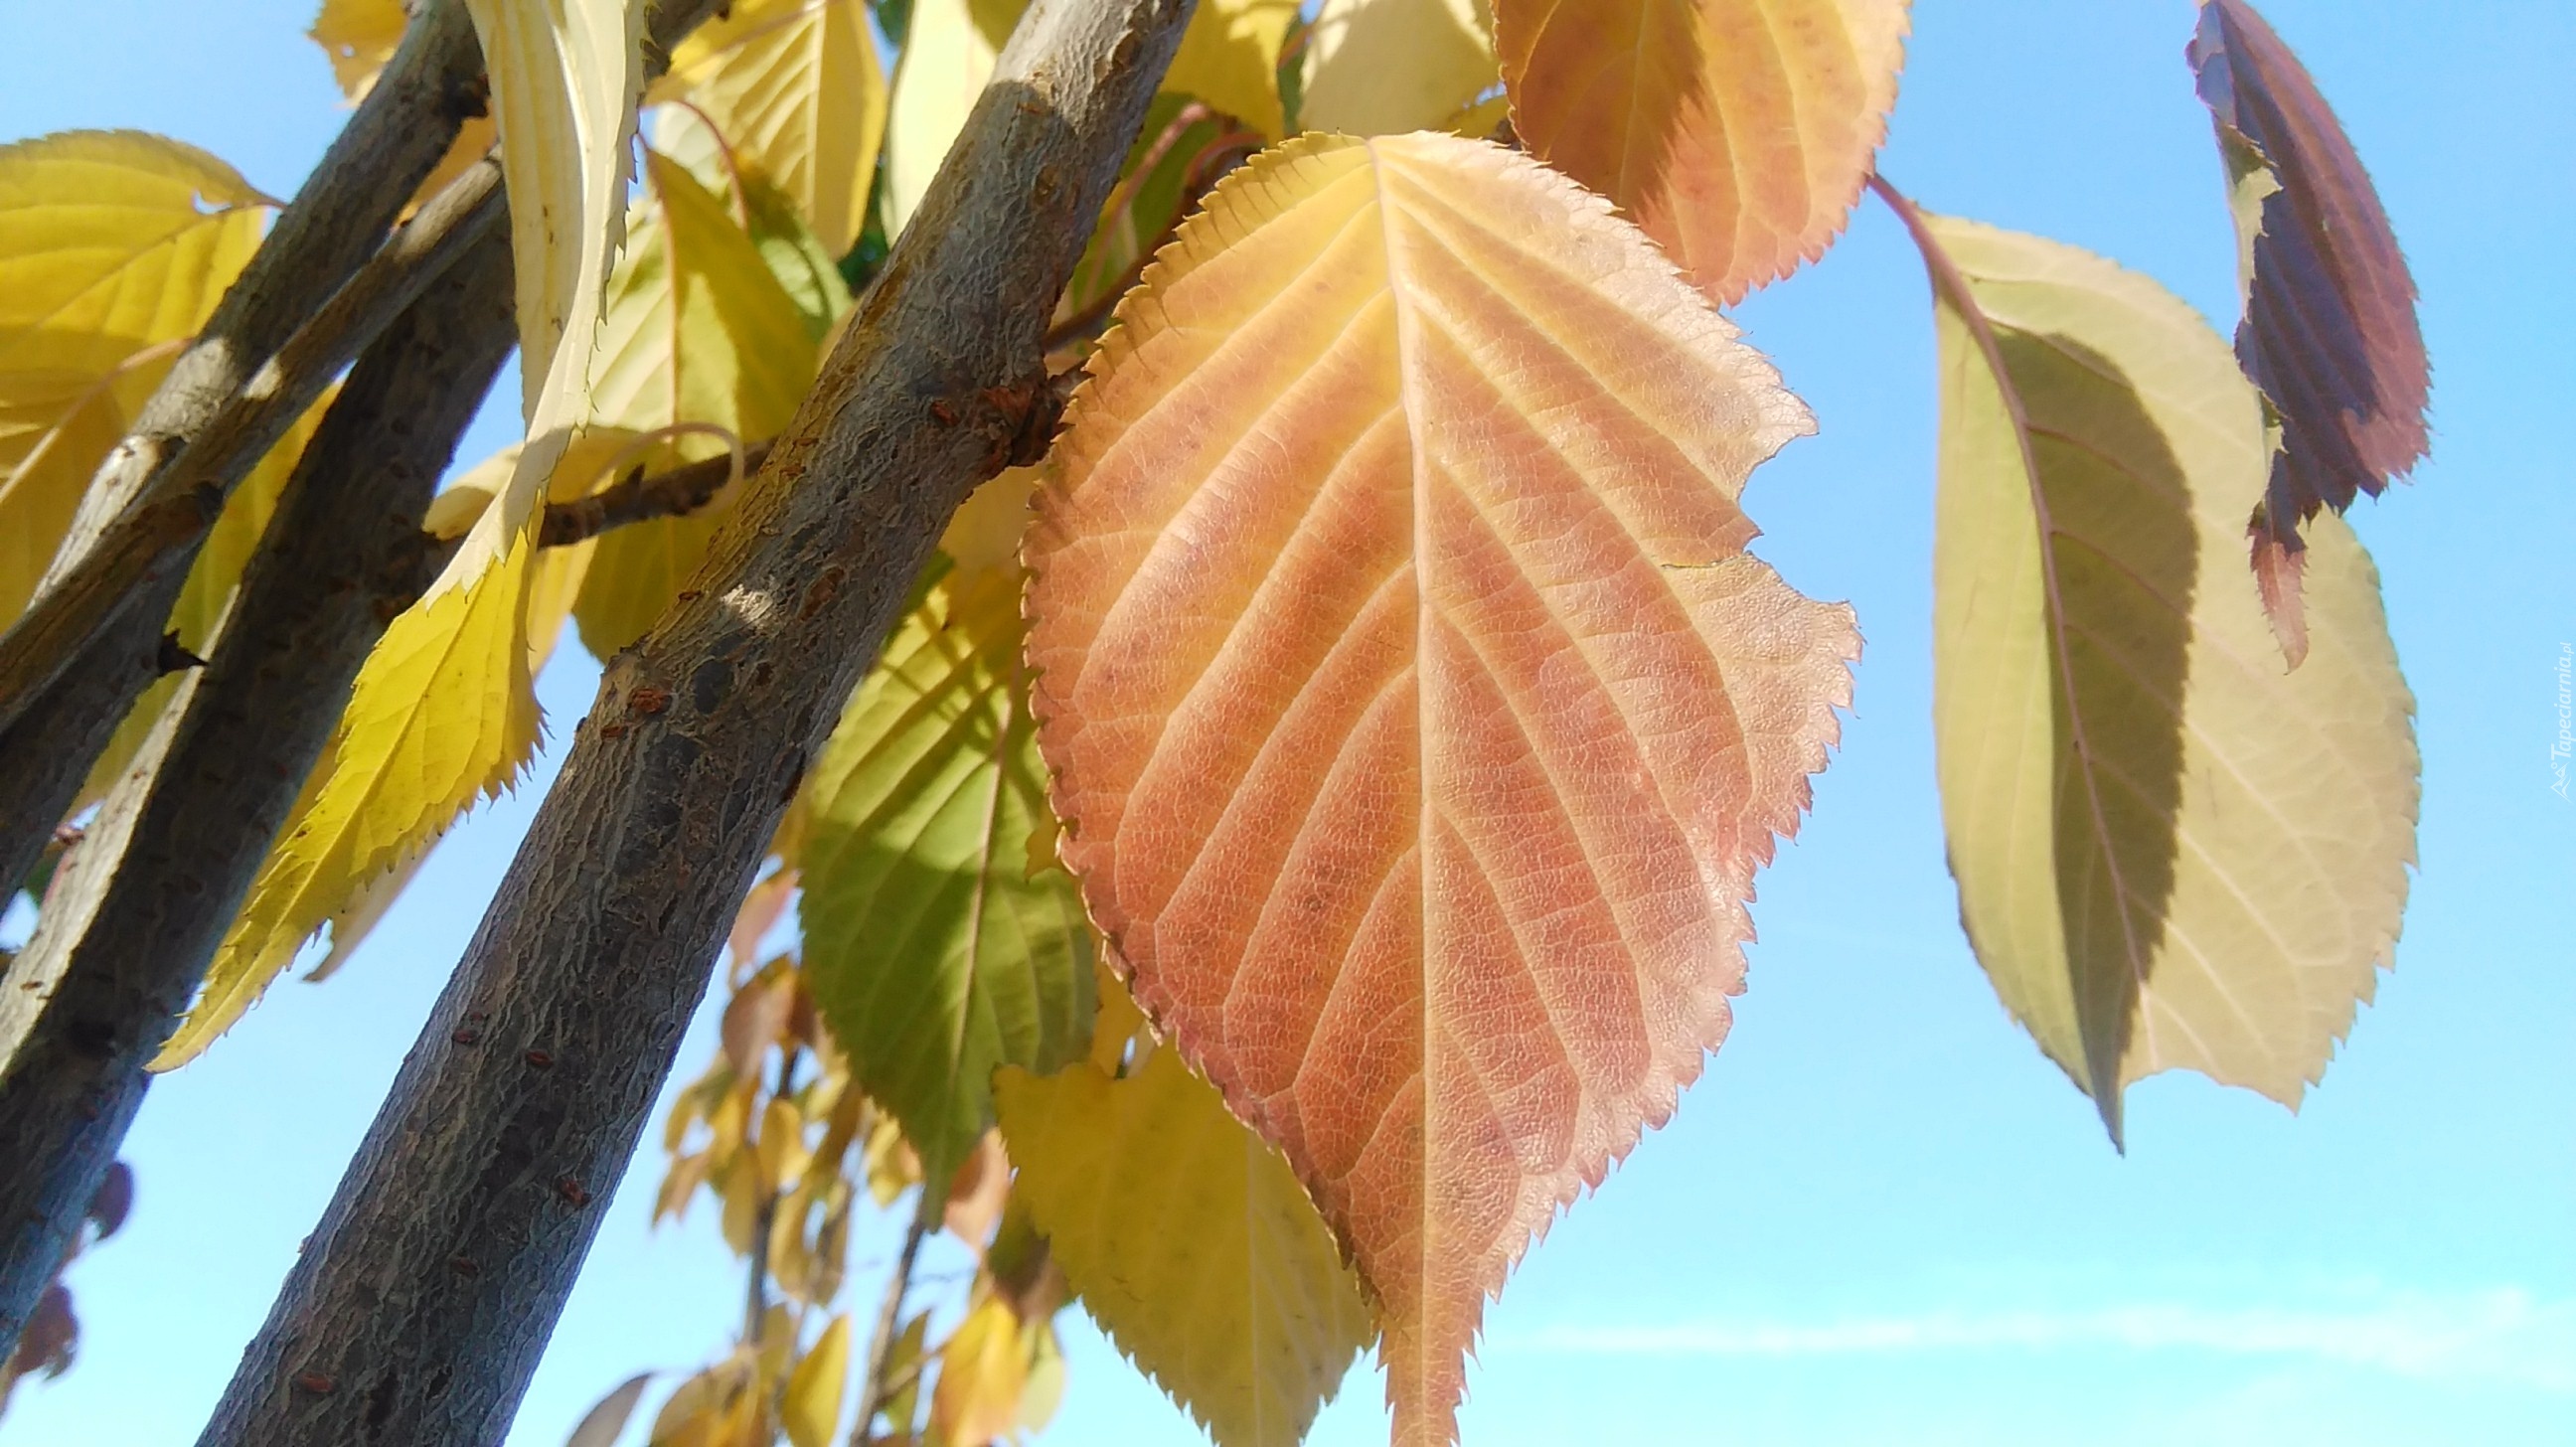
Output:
(192, 0), (1192, 1440)
(0, 233), (520, 1353)
(0, 0), (720, 915)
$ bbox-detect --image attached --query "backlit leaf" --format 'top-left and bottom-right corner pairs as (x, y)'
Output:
(1497, 0), (1908, 303)
(573, 148), (815, 655)
(1901, 207), (2416, 1139)
(653, 0), (891, 255)
(565, 1372), (655, 1447)
(158, 0), (653, 1066)
(0, 130), (269, 626)
(929, 1296), (1028, 1447)
(1300, 0), (1496, 137)
(1163, 0), (1300, 138)
(799, 562), (1093, 1198)
(996, 1041), (1372, 1447)
(881, 0), (1028, 237)
(157, 537), (543, 1067)
(2188, 0), (2428, 666)
(1025, 132), (1854, 1444)
(780, 1314), (852, 1447)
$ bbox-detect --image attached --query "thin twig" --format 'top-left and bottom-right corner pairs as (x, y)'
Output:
(853, 1192), (934, 1445)
(742, 1044), (803, 1345)
(541, 439), (772, 549)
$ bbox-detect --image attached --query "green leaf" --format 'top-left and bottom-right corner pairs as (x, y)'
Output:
(1904, 206), (2417, 1140)
(799, 561), (1093, 1197)
(996, 1040), (1372, 1447)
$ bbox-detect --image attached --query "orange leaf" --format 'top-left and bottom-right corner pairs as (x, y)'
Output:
(1025, 133), (1855, 1445)
(1496, 0), (1909, 303)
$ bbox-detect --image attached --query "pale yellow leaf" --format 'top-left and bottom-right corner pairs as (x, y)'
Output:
(929, 1296), (1027, 1447)
(1163, 0), (1300, 138)
(0, 130), (270, 626)
(573, 148), (814, 654)
(1912, 210), (2416, 1137)
(652, 0), (889, 254)
(1300, 0), (1495, 136)
(996, 1044), (1372, 1447)
(780, 1314), (852, 1447)
(881, 0), (1028, 237)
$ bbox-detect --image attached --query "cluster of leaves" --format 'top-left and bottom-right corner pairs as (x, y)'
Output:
(0, 0), (2431, 1443)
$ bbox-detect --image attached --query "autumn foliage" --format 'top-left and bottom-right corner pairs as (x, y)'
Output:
(0, 0), (2429, 1442)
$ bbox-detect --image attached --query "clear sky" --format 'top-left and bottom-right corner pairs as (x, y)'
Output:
(1, 1), (2569, 1444)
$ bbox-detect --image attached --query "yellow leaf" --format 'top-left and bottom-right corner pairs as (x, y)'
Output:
(155, 534), (544, 1067)
(573, 149), (815, 654)
(756, 1096), (809, 1194)
(1497, 0), (1910, 302)
(0, 130), (270, 625)
(652, 0), (889, 255)
(881, 0), (1029, 238)
(930, 1297), (1027, 1447)
(1162, 0), (1299, 138)
(1299, 0), (1496, 136)
(649, 1352), (758, 1447)
(780, 1314), (852, 1447)
(1907, 208), (2417, 1137)
(166, 0), (655, 1065)
(936, 465), (1038, 583)
(996, 1044), (1371, 1447)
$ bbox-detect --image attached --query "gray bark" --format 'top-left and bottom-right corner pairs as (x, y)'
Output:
(0, 236), (519, 1355)
(192, 0), (1192, 1438)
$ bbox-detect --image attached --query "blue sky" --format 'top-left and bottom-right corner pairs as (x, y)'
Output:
(1, 1), (2569, 1443)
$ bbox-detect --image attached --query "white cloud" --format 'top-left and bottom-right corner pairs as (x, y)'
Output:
(1514, 1286), (2576, 1391)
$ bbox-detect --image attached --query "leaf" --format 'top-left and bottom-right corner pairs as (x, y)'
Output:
(1164, 0), (1301, 138)
(156, 536), (544, 1067)
(996, 1043), (1372, 1447)
(573, 148), (816, 655)
(652, 0), (891, 256)
(1897, 205), (2417, 1139)
(881, 0), (1028, 237)
(781, 1314), (852, 1447)
(649, 1351), (759, 1447)
(1024, 132), (1855, 1444)
(798, 562), (1093, 1198)
(160, 2), (651, 1066)
(0, 129), (270, 626)
(929, 1296), (1028, 1447)
(566, 1372), (656, 1447)
(1497, 0), (1908, 304)
(2188, 0), (2428, 666)
(1300, 0), (1496, 137)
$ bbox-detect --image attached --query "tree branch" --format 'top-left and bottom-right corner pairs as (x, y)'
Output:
(855, 1194), (935, 1443)
(190, 0), (1194, 1439)
(0, 0), (722, 918)
(540, 440), (776, 550)
(0, 233), (521, 1354)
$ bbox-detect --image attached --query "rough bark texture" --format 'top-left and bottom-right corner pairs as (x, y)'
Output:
(0, 0), (488, 900)
(192, 0), (1192, 1440)
(0, 235), (519, 1354)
